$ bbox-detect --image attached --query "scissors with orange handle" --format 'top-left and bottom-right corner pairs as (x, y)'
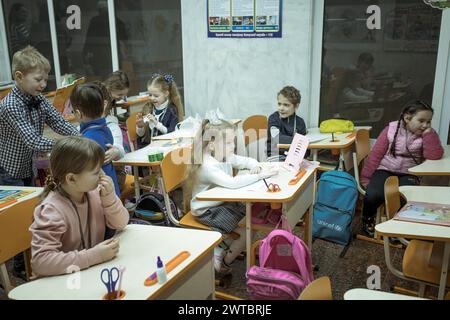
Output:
(267, 183), (281, 192)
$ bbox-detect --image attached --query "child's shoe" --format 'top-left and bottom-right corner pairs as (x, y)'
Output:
(361, 216), (375, 238)
(214, 248), (232, 275)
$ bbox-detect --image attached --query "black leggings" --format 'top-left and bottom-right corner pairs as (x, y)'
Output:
(362, 169), (420, 220)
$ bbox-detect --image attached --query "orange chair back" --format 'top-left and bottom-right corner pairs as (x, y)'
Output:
(242, 115), (268, 146)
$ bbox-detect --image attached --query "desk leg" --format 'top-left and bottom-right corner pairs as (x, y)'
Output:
(438, 242), (450, 300)
(246, 202), (252, 271)
(133, 165), (140, 199)
(338, 149), (345, 171)
(312, 150), (318, 162)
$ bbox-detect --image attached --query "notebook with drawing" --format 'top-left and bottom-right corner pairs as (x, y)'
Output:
(393, 201), (450, 227)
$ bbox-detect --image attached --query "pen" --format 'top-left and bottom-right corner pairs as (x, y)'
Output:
(116, 266), (126, 299)
(263, 179), (269, 189)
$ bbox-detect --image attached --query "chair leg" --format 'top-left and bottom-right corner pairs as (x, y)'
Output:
(418, 284), (426, 298)
(0, 263), (14, 294)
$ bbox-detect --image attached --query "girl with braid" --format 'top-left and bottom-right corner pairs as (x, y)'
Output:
(360, 100), (444, 237)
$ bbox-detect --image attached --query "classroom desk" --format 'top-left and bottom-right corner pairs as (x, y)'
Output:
(344, 288), (426, 300)
(0, 186), (43, 212)
(375, 214), (450, 299)
(115, 96), (151, 116)
(399, 186), (450, 205)
(113, 139), (192, 198)
(408, 145), (450, 176)
(196, 162), (318, 270)
(278, 127), (372, 171)
(8, 224), (222, 300)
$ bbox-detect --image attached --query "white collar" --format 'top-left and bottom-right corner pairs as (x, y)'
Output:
(154, 99), (169, 111)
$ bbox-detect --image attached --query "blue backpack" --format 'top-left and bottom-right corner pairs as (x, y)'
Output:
(312, 171), (358, 252)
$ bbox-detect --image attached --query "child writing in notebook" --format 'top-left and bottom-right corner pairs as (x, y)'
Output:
(360, 100), (444, 236)
(30, 136), (129, 277)
(70, 83), (121, 197)
(135, 73), (184, 146)
(188, 117), (277, 274)
(267, 86), (307, 160)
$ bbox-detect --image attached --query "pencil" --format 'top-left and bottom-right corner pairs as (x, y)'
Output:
(263, 179), (269, 189)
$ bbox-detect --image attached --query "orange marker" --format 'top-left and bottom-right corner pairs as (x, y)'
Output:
(144, 251), (191, 286)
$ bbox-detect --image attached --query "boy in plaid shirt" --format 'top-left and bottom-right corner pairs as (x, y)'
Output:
(0, 46), (79, 187)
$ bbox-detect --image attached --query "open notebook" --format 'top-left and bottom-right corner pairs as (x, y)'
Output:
(393, 201), (450, 227)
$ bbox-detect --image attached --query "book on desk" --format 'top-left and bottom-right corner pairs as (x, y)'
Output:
(394, 201), (450, 227)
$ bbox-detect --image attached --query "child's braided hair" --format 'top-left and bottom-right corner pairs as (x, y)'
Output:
(389, 100), (433, 158)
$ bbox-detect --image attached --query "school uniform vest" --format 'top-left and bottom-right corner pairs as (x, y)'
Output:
(378, 121), (423, 174)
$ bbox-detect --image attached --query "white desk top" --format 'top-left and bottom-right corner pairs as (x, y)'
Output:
(113, 140), (192, 166)
(344, 288), (426, 300)
(196, 161), (318, 203)
(377, 186), (450, 241)
(9, 224), (222, 300)
(399, 186), (450, 205)
(375, 218), (450, 242)
(408, 145), (450, 176)
(0, 186), (43, 211)
(278, 126), (372, 149)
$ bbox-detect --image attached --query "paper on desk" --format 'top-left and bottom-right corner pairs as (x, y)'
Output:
(306, 133), (329, 143)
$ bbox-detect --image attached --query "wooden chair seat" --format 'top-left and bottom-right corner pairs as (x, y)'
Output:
(179, 211), (211, 230)
(403, 240), (450, 287)
(299, 276), (333, 300)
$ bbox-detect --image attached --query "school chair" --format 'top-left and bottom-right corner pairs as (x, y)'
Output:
(353, 129), (386, 245)
(124, 112), (154, 194)
(0, 86), (12, 101)
(52, 78), (84, 113)
(0, 196), (40, 294)
(242, 115), (268, 162)
(298, 277), (333, 300)
(381, 176), (450, 298)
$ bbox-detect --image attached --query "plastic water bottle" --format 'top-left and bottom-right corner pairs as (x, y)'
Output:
(156, 256), (167, 284)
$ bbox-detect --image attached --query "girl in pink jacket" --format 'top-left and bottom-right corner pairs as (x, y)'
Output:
(360, 100), (443, 237)
(30, 136), (129, 277)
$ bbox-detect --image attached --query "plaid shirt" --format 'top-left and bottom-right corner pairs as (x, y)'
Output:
(0, 86), (79, 179)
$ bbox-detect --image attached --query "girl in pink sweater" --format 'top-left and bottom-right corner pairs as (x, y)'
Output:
(30, 136), (129, 277)
(360, 100), (443, 237)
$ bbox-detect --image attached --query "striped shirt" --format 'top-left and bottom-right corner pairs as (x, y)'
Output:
(0, 86), (79, 178)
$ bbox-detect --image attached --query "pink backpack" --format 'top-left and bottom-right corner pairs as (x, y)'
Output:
(246, 217), (314, 300)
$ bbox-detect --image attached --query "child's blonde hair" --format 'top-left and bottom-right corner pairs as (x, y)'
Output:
(12, 46), (51, 76)
(42, 136), (105, 200)
(147, 74), (184, 120)
(104, 70), (130, 93)
(182, 119), (235, 212)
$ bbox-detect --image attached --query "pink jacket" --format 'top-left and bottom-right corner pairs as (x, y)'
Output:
(30, 189), (129, 277)
(361, 121), (444, 185)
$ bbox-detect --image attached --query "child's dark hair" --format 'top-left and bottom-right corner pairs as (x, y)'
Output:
(42, 136), (105, 200)
(93, 80), (113, 116)
(70, 82), (105, 119)
(389, 100), (434, 158)
(278, 86), (301, 106)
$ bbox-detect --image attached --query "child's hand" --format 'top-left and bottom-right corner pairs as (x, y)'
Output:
(258, 168), (278, 180)
(250, 166), (262, 174)
(423, 128), (433, 134)
(146, 114), (157, 124)
(104, 144), (120, 163)
(94, 238), (120, 262)
(99, 172), (114, 197)
(136, 113), (145, 128)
